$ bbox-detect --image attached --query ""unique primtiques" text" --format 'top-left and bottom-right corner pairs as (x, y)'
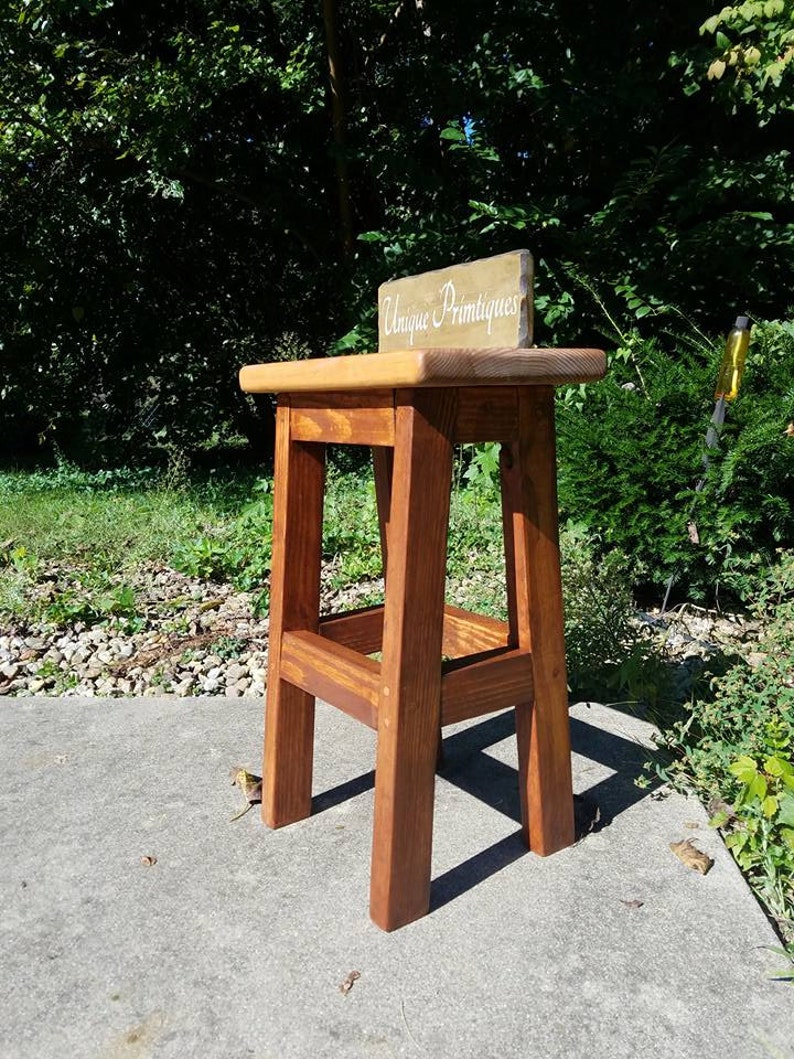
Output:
(381, 280), (519, 346)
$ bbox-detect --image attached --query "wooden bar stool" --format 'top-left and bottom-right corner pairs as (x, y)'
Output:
(239, 251), (605, 931)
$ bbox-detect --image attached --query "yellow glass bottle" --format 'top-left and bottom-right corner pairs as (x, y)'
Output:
(714, 316), (751, 401)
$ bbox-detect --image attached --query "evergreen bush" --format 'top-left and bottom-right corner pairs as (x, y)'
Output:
(556, 319), (794, 604)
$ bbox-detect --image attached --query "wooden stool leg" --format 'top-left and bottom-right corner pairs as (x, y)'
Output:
(370, 390), (455, 931)
(262, 396), (326, 828)
(501, 387), (575, 855)
(374, 444), (447, 772)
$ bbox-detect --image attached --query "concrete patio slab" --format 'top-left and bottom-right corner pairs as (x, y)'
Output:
(0, 696), (791, 1059)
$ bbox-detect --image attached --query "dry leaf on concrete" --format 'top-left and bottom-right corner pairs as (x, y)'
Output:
(669, 839), (713, 875)
(339, 970), (361, 995)
(140, 855), (158, 867)
(229, 767), (262, 821)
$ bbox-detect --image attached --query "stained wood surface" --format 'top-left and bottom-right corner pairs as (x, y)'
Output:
(290, 391), (395, 445)
(319, 605), (384, 654)
(275, 385), (538, 446)
(502, 387), (575, 854)
(370, 389), (455, 931)
(262, 399), (325, 828)
(280, 630), (379, 730)
(378, 250), (532, 351)
(254, 253), (592, 929)
(441, 605), (510, 657)
(440, 647), (534, 727)
(239, 346), (605, 394)
(454, 386), (518, 442)
(372, 446), (394, 580)
(317, 602), (511, 660)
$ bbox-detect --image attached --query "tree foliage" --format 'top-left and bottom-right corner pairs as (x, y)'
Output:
(1, 1), (793, 461)
(699, 0), (794, 119)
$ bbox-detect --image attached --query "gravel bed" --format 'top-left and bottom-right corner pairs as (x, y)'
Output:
(0, 563), (384, 699)
(0, 563), (759, 700)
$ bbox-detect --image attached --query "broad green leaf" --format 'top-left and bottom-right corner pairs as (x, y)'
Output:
(764, 755), (787, 776)
(729, 756), (759, 784)
(778, 792), (794, 826)
(750, 772), (768, 800)
(726, 831), (749, 851)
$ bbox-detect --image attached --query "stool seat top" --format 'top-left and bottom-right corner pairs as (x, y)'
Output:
(239, 346), (606, 395)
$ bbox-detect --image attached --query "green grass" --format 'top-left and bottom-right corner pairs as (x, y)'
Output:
(0, 465), (248, 567)
(0, 464), (254, 622)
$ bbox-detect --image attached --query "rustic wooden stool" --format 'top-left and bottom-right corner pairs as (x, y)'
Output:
(239, 251), (605, 931)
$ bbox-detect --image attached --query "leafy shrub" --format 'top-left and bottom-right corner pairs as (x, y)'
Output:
(655, 550), (794, 935)
(716, 752), (794, 933)
(708, 320), (794, 595)
(560, 523), (670, 706)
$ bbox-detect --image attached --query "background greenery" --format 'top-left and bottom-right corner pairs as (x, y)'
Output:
(2, 0), (794, 456)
